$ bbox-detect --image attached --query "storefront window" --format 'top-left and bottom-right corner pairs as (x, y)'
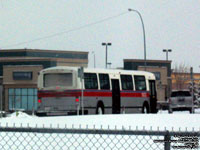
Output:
(9, 89), (14, 95)
(21, 96), (28, 110)
(8, 88), (38, 111)
(28, 96), (34, 110)
(9, 95), (14, 110)
(28, 88), (34, 95)
(15, 89), (21, 95)
(22, 88), (27, 95)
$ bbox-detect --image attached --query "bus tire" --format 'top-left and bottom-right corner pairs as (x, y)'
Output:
(189, 108), (194, 114)
(168, 108), (173, 114)
(36, 112), (47, 117)
(96, 103), (104, 115)
(142, 102), (149, 114)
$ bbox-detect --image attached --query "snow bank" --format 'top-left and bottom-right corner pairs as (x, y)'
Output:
(0, 109), (200, 131)
(6, 111), (35, 118)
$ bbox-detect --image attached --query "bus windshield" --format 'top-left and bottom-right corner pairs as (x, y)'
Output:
(44, 73), (73, 87)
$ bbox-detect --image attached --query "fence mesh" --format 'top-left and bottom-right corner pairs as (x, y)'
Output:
(0, 127), (199, 150)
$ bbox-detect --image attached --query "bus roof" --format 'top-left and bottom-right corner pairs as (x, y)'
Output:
(41, 66), (155, 79)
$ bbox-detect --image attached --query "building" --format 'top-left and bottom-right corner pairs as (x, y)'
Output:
(124, 59), (172, 103)
(171, 72), (200, 90)
(0, 49), (88, 112)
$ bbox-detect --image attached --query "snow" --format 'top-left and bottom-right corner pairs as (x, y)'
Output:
(6, 111), (34, 118)
(0, 109), (200, 131)
(0, 110), (200, 150)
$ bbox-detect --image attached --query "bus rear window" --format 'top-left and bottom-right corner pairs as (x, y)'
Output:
(44, 73), (73, 87)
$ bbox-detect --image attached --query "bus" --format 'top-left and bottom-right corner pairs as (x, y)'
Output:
(36, 66), (157, 116)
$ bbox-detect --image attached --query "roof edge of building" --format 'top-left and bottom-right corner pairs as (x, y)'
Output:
(124, 59), (172, 63)
(0, 49), (89, 54)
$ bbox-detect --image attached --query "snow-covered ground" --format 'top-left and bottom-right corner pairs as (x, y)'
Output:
(0, 110), (199, 150)
(0, 109), (200, 131)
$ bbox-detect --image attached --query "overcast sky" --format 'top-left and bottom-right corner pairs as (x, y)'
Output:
(1, 0), (200, 71)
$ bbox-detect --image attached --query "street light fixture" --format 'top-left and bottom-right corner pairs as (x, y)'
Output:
(102, 42), (112, 68)
(128, 8), (147, 70)
(163, 49), (172, 61)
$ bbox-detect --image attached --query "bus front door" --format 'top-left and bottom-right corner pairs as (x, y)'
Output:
(111, 79), (121, 114)
(149, 80), (157, 113)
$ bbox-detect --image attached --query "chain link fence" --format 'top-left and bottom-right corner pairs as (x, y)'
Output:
(0, 126), (199, 150)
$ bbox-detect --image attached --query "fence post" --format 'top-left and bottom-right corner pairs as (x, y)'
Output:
(164, 130), (171, 150)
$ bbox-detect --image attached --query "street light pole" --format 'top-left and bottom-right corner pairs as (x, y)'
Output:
(92, 51), (96, 68)
(190, 67), (194, 113)
(163, 49), (172, 61)
(128, 8), (147, 70)
(107, 62), (112, 69)
(102, 43), (112, 69)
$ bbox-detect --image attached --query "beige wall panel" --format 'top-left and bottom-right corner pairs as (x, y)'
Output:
(3, 65), (43, 85)
(57, 62), (88, 67)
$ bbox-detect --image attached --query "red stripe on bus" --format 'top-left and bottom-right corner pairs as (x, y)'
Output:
(38, 90), (149, 98)
(121, 92), (149, 97)
(38, 92), (80, 98)
(84, 91), (112, 97)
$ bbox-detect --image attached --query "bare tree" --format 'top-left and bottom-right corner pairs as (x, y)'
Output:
(172, 63), (190, 90)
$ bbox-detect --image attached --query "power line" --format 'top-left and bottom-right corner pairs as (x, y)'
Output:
(2, 11), (129, 48)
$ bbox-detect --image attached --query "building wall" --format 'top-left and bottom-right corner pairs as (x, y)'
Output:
(124, 59), (171, 76)
(57, 62), (88, 67)
(171, 72), (200, 90)
(56, 58), (88, 67)
(0, 60), (56, 76)
(3, 65), (43, 111)
(138, 66), (168, 102)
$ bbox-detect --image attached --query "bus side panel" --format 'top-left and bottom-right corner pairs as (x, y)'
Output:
(83, 96), (112, 114)
(37, 90), (150, 115)
(83, 90), (113, 114)
(120, 97), (149, 113)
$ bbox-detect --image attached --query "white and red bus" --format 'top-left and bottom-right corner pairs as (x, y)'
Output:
(36, 66), (157, 116)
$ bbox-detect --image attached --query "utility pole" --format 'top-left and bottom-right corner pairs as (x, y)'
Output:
(190, 67), (194, 113)
(92, 51), (96, 68)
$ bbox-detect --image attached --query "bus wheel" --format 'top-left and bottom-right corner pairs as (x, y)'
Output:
(142, 102), (149, 114)
(189, 108), (194, 114)
(168, 108), (173, 114)
(96, 103), (104, 115)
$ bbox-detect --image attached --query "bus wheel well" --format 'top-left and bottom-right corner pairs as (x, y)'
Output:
(96, 101), (105, 114)
(142, 101), (150, 114)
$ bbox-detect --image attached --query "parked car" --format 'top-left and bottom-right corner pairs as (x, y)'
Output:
(168, 90), (194, 113)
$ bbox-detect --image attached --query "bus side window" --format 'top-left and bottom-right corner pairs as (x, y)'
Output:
(134, 75), (146, 91)
(84, 73), (98, 89)
(99, 74), (110, 90)
(120, 75), (133, 90)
